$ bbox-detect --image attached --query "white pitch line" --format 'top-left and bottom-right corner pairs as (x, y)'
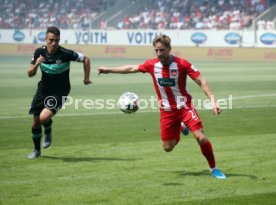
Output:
(222, 93), (276, 100)
(0, 94), (275, 120)
(0, 110), (157, 119)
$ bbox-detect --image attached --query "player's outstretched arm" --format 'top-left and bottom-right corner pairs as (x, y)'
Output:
(194, 76), (221, 115)
(83, 56), (92, 85)
(97, 65), (139, 75)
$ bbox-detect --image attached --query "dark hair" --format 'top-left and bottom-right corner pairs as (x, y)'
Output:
(46, 26), (60, 36)
(153, 34), (171, 49)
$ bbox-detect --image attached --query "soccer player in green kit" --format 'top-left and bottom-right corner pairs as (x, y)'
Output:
(27, 26), (92, 159)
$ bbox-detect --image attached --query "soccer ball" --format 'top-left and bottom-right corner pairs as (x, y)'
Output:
(118, 92), (139, 114)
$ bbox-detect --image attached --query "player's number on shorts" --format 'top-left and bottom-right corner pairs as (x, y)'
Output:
(189, 109), (198, 120)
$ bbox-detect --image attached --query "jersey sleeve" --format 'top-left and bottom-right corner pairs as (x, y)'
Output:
(71, 51), (84, 62)
(30, 48), (42, 65)
(68, 50), (84, 62)
(63, 48), (85, 62)
(138, 59), (153, 73)
(185, 61), (200, 80)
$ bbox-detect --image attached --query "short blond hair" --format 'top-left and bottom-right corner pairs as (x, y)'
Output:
(152, 34), (171, 49)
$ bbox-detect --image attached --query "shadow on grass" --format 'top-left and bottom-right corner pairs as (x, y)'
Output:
(174, 170), (258, 179)
(222, 173), (258, 179)
(163, 182), (184, 186)
(42, 155), (142, 162)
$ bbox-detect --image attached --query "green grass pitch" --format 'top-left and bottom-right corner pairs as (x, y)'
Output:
(0, 56), (276, 205)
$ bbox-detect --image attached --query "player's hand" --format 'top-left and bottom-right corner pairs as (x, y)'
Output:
(212, 102), (222, 115)
(97, 66), (110, 75)
(83, 79), (92, 85)
(35, 55), (45, 66)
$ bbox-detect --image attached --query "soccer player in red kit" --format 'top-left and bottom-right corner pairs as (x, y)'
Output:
(98, 34), (226, 179)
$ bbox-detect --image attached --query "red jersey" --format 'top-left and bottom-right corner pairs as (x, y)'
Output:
(138, 56), (200, 110)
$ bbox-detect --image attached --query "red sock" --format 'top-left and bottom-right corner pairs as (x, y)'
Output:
(199, 140), (216, 169)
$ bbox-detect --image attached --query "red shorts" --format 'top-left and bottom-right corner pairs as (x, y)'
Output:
(160, 107), (203, 142)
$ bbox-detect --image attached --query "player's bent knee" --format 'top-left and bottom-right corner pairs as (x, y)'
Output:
(39, 109), (54, 124)
(162, 141), (176, 152)
(164, 146), (174, 152)
(192, 129), (207, 142)
(39, 115), (48, 123)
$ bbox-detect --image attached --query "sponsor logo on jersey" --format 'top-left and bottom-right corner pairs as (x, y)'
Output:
(191, 32), (207, 44)
(224, 32), (242, 45)
(56, 59), (62, 64)
(158, 78), (175, 87)
(260, 33), (276, 45)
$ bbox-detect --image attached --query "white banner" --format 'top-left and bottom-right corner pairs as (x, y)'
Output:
(0, 29), (275, 47)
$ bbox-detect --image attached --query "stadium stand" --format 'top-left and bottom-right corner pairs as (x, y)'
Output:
(0, 0), (116, 29)
(254, 3), (276, 30)
(112, 0), (270, 30)
(0, 0), (275, 30)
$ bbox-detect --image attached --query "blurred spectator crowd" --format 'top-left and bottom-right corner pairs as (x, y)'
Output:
(0, 0), (116, 29)
(115, 0), (270, 30)
(0, 0), (274, 30)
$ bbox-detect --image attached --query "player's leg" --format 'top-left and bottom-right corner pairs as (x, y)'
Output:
(182, 108), (226, 179)
(192, 128), (226, 179)
(28, 95), (55, 158)
(40, 93), (66, 149)
(28, 93), (44, 159)
(160, 110), (181, 152)
(181, 108), (215, 167)
(28, 110), (53, 158)
(184, 109), (216, 169)
(40, 108), (54, 149)
(192, 128), (216, 169)
(28, 115), (42, 159)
